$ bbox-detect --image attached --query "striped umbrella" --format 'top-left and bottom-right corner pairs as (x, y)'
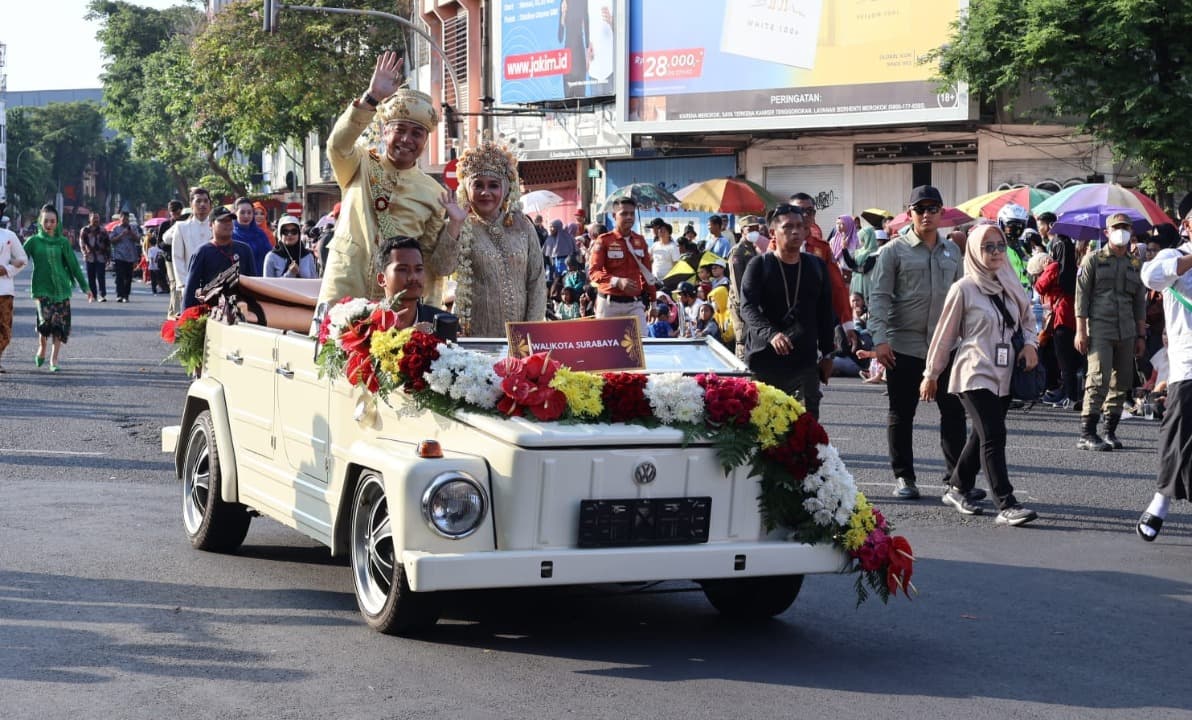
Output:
(674, 177), (783, 214)
(956, 187), (1054, 221)
(1033, 183), (1173, 226)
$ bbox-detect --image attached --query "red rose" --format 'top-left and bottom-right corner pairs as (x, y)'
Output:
(160, 319), (178, 344)
(601, 373), (651, 422)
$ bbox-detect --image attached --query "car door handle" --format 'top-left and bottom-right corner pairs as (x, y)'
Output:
(224, 351), (243, 364)
(276, 364), (294, 379)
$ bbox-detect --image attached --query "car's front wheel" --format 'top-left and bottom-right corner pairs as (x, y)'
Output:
(350, 471), (440, 635)
(181, 410), (251, 552)
(700, 575), (804, 619)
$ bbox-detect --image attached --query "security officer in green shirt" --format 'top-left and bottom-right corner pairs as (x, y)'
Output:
(1074, 212), (1147, 451)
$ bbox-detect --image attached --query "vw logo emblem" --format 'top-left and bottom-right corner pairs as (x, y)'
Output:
(633, 461), (657, 485)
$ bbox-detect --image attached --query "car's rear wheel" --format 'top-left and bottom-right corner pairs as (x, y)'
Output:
(700, 575), (804, 619)
(350, 471), (440, 635)
(181, 410), (251, 552)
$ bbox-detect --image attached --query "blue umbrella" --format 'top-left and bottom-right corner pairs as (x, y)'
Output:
(1051, 205), (1151, 242)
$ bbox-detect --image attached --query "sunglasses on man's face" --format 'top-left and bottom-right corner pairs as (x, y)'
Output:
(281, 228), (300, 236)
(911, 205), (942, 215)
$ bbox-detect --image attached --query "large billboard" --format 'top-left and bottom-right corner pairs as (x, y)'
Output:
(493, 105), (631, 161)
(617, 0), (972, 133)
(494, 0), (617, 105)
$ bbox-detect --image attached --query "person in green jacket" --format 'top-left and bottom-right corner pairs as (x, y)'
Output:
(23, 204), (92, 371)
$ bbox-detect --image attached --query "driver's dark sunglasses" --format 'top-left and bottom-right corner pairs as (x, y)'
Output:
(911, 205), (942, 215)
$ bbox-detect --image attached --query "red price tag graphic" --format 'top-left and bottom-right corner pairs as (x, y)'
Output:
(630, 48), (705, 83)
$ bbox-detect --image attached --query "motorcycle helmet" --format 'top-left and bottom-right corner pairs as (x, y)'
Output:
(997, 203), (1029, 242)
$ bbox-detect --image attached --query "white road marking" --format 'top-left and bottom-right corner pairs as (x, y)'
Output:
(0, 448), (107, 456)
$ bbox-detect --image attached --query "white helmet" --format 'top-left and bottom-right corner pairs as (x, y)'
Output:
(997, 202), (1030, 227)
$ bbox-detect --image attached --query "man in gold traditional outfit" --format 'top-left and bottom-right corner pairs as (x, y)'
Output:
(318, 52), (464, 306)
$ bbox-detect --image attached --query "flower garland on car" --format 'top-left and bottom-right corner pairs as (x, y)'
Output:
(315, 298), (916, 606)
(160, 305), (209, 376)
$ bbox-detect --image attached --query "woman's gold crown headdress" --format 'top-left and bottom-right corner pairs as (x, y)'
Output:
(456, 133), (519, 184)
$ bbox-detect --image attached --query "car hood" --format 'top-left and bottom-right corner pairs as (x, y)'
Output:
(454, 411), (712, 449)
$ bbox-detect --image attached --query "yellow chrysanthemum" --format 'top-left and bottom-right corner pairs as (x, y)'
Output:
(549, 367), (605, 419)
(370, 327), (414, 376)
(750, 382), (805, 449)
(843, 527), (869, 551)
(848, 494), (877, 535)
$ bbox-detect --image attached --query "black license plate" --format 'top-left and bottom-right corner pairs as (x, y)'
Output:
(578, 497), (711, 548)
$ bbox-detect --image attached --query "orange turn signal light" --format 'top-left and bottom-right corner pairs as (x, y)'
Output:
(417, 439), (443, 458)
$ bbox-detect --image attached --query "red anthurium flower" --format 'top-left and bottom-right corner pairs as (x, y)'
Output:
(885, 536), (915, 598)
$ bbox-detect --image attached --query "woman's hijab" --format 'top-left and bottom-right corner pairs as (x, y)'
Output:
(830, 214), (858, 263)
(965, 224), (1030, 318)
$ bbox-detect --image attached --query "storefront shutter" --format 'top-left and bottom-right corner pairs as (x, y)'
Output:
(762, 165), (845, 217)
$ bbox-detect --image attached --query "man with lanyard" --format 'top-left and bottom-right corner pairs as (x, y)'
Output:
(166, 187), (214, 316)
(1135, 222), (1192, 541)
(740, 204), (836, 419)
(318, 51), (460, 307)
(588, 196), (654, 332)
(79, 212), (111, 302)
(790, 192), (859, 352)
(1074, 212), (1147, 451)
(868, 185), (969, 502)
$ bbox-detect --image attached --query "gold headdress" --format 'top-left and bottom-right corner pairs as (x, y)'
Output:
(454, 134), (522, 224)
(376, 87), (439, 130)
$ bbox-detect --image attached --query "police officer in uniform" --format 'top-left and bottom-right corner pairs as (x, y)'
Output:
(1075, 212), (1147, 451)
(588, 196), (654, 333)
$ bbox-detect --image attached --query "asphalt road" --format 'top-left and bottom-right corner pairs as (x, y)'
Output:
(1, 267), (1189, 720)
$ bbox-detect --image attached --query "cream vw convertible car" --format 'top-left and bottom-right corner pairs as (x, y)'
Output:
(162, 278), (845, 635)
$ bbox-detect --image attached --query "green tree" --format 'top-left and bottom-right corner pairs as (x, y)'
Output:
(23, 102), (108, 209)
(88, 0), (245, 198)
(934, 0), (1192, 194)
(5, 108), (55, 221)
(190, 0), (410, 153)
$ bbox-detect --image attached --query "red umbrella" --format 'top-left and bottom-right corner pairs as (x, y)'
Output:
(888, 207), (975, 232)
(143, 217), (168, 228)
(104, 220), (121, 232)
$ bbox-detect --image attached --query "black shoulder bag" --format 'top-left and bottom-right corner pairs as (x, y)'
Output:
(989, 293), (1046, 403)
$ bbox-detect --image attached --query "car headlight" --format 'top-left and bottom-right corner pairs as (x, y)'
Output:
(421, 472), (487, 539)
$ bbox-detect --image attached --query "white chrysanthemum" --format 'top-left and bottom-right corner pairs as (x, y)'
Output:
(423, 345), (502, 410)
(644, 374), (705, 424)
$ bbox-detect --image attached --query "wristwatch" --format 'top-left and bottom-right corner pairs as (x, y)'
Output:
(362, 92), (380, 108)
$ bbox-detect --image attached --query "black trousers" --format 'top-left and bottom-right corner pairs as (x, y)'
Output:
(1052, 325), (1081, 402)
(113, 260), (135, 300)
(885, 351), (967, 483)
(951, 389), (1019, 511)
(86, 261), (107, 298)
(1157, 380), (1192, 501)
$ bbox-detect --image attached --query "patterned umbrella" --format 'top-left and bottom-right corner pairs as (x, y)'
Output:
(956, 187), (1054, 221)
(602, 183), (681, 212)
(674, 177), (782, 214)
(1051, 205), (1151, 241)
(1033, 183), (1173, 226)
(888, 207), (975, 233)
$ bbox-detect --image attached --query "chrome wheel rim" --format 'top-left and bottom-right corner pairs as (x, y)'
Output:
(182, 426), (210, 535)
(351, 476), (394, 616)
